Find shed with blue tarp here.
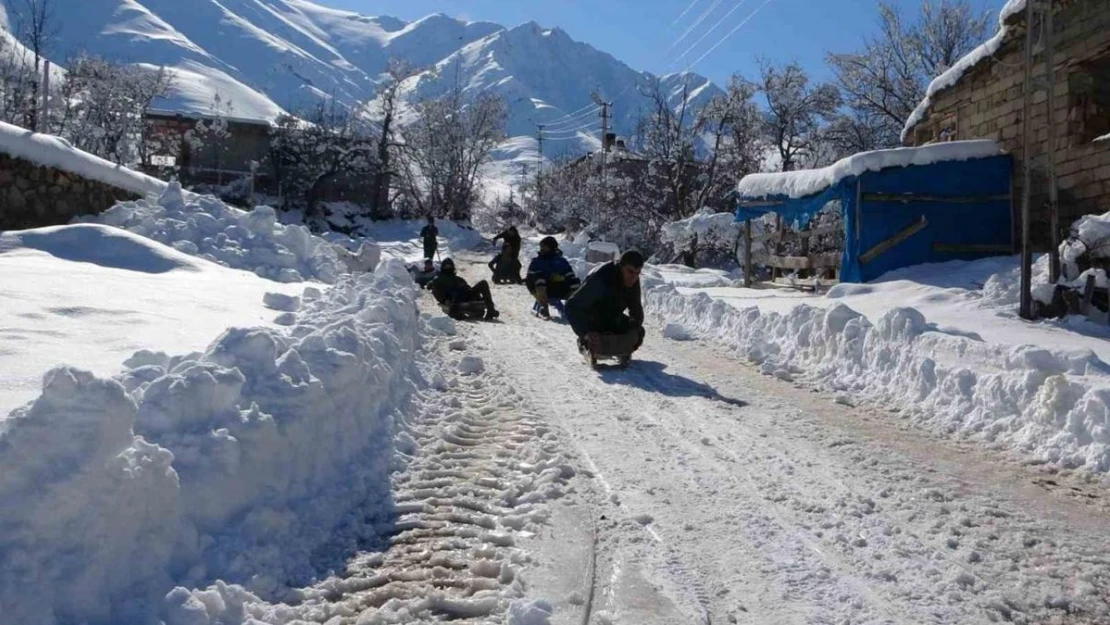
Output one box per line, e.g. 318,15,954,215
734,140,1013,284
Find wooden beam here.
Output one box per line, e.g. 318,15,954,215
736,199,783,208
861,192,1010,204
859,216,928,265
743,218,753,288
931,243,1014,254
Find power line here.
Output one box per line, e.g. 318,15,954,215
672,0,752,67
672,0,703,26
666,0,727,53
542,101,600,126
683,0,776,72
543,106,602,129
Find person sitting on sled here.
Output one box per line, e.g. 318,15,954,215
408,258,438,289
488,243,523,284
428,258,500,320
565,249,645,360
526,236,580,319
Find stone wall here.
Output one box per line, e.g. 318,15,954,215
0,152,140,231
908,0,1110,251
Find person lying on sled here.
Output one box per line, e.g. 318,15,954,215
408,258,438,289
526,236,580,319
428,258,500,320
565,249,645,358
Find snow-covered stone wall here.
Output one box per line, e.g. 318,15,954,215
0,151,140,230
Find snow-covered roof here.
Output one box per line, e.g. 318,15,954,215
736,140,1002,200
902,0,1027,142
0,121,167,197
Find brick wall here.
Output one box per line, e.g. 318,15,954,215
908,0,1110,251
0,153,140,231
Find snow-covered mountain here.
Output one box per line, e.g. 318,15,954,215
0,0,722,158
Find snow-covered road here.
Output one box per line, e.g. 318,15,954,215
453,257,1110,625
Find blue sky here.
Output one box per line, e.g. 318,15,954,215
319,0,1005,85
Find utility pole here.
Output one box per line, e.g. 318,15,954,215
518,162,528,206
591,92,613,208
536,124,544,207
1019,0,1060,320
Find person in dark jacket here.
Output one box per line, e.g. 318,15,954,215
565,250,645,357
428,258,500,320
488,243,523,284
526,236,580,319
419,216,439,260
492,226,522,260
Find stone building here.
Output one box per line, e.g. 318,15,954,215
904,0,1110,251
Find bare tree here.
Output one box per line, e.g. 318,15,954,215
11,0,58,131
0,34,40,126
757,60,841,172
396,81,506,221
58,56,174,163
366,60,414,220
268,97,377,219
826,0,990,148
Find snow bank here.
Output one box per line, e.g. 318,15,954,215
0,120,167,197
1061,211,1110,272
660,209,741,248
736,141,1001,199
0,259,420,625
902,0,1027,141
646,284,1110,473
85,183,351,283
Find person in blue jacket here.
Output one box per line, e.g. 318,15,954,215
526,236,580,319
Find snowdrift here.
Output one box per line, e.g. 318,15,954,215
84,183,356,283
646,286,1110,473
0,259,420,625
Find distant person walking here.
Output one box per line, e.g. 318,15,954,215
420,216,439,260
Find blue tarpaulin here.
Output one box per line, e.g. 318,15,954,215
735,154,1013,283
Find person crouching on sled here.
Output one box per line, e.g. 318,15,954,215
489,242,523,284
565,250,645,361
409,258,438,289
428,258,500,320
526,236,581,319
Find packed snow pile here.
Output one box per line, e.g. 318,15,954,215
645,284,1110,473
85,182,356,283
660,210,742,249
902,0,1028,140
1062,211,1110,272
0,120,167,197
0,259,420,625
736,141,1001,200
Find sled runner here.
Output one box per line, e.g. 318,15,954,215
578,335,632,369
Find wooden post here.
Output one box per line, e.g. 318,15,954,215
743,218,753,288
772,214,783,281
1081,274,1096,316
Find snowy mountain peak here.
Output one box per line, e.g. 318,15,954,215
0,0,722,156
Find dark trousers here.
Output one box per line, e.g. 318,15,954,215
423,240,437,260
588,315,645,355
449,280,497,318
526,277,576,300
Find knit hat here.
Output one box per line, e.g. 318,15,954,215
619,249,645,268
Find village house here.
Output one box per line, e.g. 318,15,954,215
143,109,272,189
903,0,1110,251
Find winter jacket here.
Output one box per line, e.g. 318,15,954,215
489,253,522,279
564,261,643,337
428,273,471,306
420,225,439,243
492,229,522,256
526,251,577,285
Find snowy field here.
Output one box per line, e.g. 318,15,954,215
0,224,303,417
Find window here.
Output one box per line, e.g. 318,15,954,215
1069,53,1110,143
